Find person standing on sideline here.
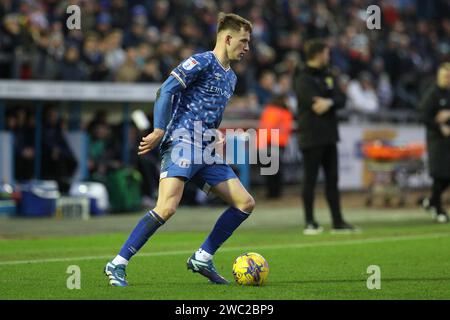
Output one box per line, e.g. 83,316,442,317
104,12,253,286
257,94,293,198
419,62,450,223
293,39,357,235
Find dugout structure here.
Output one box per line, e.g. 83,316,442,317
0,80,250,188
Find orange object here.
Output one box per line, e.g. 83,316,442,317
257,104,293,149
403,142,426,158
362,141,425,160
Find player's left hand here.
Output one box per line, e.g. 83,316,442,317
138,129,165,155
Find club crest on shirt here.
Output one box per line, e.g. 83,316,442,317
182,57,199,71
325,76,334,89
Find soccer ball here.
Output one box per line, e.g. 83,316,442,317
232,252,269,286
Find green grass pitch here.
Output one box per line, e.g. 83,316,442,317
1,206,450,300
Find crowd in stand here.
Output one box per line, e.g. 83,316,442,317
2,0,450,203
1,0,450,113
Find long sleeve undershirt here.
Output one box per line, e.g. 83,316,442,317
153,75,184,130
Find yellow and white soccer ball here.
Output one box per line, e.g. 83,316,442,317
232,252,269,286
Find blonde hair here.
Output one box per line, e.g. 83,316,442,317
217,12,252,34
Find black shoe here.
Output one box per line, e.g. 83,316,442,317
435,211,449,224
303,222,324,235
331,221,360,234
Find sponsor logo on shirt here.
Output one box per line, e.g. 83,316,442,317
209,86,231,99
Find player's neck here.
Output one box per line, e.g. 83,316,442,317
212,47,230,70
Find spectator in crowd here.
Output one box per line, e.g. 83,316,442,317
82,34,109,81
253,70,276,107
7,108,35,181
87,110,108,139
115,47,139,82
87,120,119,182
110,0,128,29
0,14,21,78
41,106,78,193
232,60,255,97
139,58,162,82
275,72,298,115
148,0,171,30
123,19,147,49
372,57,394,110
346,71,380,117
32,23,64,80
96,12,112,38
103,29,126,73
57,46,88,81
5,109,17,132
274,51,302,76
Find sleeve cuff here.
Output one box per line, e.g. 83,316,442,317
170,71,186,89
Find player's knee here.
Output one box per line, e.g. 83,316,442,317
156,205,177,220
238,195,255,213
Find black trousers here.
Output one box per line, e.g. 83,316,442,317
430,177,450,212
264,147,285,198
301,144,344,225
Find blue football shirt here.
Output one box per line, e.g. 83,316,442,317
161,51,237,149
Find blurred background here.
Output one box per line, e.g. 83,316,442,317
1,0,449,220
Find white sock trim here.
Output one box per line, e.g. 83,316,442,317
195,248,213,262
112,255,129,266
236,207,251,215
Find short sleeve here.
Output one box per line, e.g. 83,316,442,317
170,54,209,89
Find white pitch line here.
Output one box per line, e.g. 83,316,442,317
0,232,450,266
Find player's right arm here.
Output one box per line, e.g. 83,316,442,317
138,54,208,155
138,75,183,155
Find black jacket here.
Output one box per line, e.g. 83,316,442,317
418,84,450,178
293,66,346,149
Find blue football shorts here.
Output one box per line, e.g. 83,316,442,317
159,141,237,193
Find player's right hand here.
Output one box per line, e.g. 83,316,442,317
138,129,165,155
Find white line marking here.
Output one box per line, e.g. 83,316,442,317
0,232,449,266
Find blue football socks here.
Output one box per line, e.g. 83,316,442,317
200,207,250,256
118,210,165,260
